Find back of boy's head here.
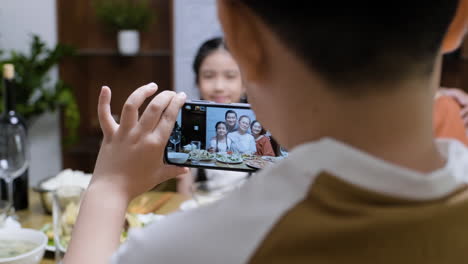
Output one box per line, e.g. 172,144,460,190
235,1,459,93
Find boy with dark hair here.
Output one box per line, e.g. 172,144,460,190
65,1,468,263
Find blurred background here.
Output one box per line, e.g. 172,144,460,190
0,0,466,187
0,0,223,186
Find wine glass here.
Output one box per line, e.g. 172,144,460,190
169,129,181,152
0,122,29,215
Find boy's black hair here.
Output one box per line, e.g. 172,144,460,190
235,1,459,92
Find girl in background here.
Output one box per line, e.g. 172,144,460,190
177,37,248,196
193,38,246,103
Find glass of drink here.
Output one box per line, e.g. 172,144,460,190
190,141,201,150
52,185,84,263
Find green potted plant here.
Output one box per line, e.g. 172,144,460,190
0,35,80,145
94,0,154,55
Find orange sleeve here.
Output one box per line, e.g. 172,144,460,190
433,95,468,146
256,137,275,156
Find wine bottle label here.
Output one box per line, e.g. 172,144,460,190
3,64,14,79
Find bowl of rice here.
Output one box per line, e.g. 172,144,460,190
32,169,91,214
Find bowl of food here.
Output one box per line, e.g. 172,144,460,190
189,149,215,162
32,169,92,214
167,152,190,164
0,228,47,264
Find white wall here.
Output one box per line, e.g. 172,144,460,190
174,0,222,98
0,0,62,186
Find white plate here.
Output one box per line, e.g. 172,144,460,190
215,157,243,164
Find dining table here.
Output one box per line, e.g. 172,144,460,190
17,189,189,264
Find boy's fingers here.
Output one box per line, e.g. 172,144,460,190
139,91,177,132
153,92,186,139
120,83,158,131
98,86,118,136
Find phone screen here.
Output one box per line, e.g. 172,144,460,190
165,101,287,172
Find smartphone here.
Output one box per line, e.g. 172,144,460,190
164,100,287,172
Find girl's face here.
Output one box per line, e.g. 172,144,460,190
198,49,244,103
216,123,227,137
251,122,262,136
226,113,237,127
238,117,251,133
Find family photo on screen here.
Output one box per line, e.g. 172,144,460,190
167,105,287,171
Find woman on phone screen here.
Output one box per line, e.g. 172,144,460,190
251,120,275,156
228,115,257,155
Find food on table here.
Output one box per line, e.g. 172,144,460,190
216,153,243,164
189,149,215,161
40,169,91,191
40,224,54,248
241,153,256,160
128,192,174,214
0,239,39,258
56,201,80,250
121,213,165,242
121,213,143,242
261,156,278,163
42,211,165,247
42,192,172,249
245,159,273,169
183,143,199,153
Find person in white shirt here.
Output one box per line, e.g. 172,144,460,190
64,1,468,264
228,115,256,154
209,121,233,152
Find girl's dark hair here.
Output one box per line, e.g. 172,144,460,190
215,121,229,152
193,37,227,84
215,121,227,131
251,120,266,136
225,110,238,119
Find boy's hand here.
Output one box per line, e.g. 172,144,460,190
91,83,188,200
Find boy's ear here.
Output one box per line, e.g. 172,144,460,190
442,0,468,53
217,0,266,84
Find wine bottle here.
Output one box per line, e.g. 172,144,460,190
0,64,29,210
